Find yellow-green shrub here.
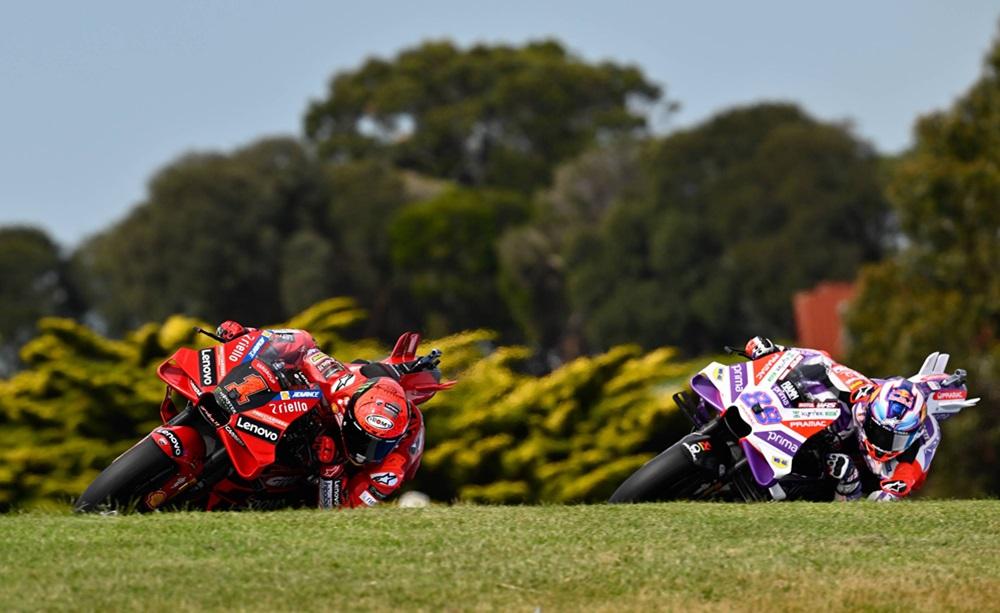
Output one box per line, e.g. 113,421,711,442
0,298,709,509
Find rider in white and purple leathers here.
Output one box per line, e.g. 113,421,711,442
744,336,978,501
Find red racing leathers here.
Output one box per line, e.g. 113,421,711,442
219,322,424,508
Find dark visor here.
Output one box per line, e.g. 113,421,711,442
342,413,401,464
863,418,912,454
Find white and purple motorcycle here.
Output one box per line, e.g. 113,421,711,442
609,347,976,502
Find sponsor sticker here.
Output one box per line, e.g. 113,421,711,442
371,472,399,488
332,374,356,393
243,336,269,363
319,478,334,508
830,364,870,391
753,353,782,385
774,352,804,383
795,401,840,409
780,380,799,401
755,429,800,455
279,389,322,400
759,351,802,386
222,424,247,447
786,419,830,429
246,410,289,429
771,384,792,407
881,479,909,495
215,390,237,414
145,490,167,509
228,335,253,363
359,490,378,507
199,348,217,387
932,389,966,401
366,414,394,430
154,428,184,457
234,415,280,443
253,359,280,388
198,404,224,428
785,408,841,421
771,455,789,469
267,400,311,415
683,440,712,458
729,363,748,398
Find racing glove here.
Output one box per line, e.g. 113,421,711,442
216,320,248,341
745,336,784,360
825,453,861,501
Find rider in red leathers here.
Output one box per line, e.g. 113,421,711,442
214,320,432,509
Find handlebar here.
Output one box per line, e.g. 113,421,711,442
398,349,442,375
942,368,967,387
724,345,751,359
194,326,225,343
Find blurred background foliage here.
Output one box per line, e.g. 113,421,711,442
0,298,701,509
1,29,999,504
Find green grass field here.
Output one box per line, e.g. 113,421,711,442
1,501,998,611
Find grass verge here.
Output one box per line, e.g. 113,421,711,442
1,501,998,611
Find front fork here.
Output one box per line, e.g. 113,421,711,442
688,414,777,502
146,405,229,509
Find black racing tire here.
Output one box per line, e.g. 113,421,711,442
608,441,710,503
74,437,178,513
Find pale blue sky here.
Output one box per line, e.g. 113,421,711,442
1,1,997,247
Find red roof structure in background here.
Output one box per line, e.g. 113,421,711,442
793,281,857,360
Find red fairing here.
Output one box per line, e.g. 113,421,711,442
218,387,325,480
400,370,456,405
156,329,318,406
147,425,206,509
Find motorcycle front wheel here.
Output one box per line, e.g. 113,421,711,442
608,441,713,503
74,437,178,513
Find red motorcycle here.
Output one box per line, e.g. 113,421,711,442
75,328,453,512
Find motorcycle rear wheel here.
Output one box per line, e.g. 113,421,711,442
608,441,711,503
74,437,178,513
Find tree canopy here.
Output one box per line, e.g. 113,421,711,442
846,33,1000,497
564,103,890,353
0,226,78,374
304,40,661,191
72,139,415,335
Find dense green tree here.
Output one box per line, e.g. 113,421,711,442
0,226,78,374
389,187,531,337
71,140,417,335
498,139,643,358
74,138,330,332
567,103,890,354
323,160,415,335
846,32,1000,496
304,40,661,191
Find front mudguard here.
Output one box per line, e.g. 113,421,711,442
148,425,206,507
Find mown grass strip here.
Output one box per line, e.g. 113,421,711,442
1,501,998,611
